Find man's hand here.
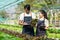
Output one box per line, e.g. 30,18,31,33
19,20,24,25
23,22,28,25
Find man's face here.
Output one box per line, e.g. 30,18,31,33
24,8,30,14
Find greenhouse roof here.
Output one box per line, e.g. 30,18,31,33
0,0,24,10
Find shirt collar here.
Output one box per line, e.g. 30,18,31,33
39,17,45,20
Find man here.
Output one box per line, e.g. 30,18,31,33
19,4,36,36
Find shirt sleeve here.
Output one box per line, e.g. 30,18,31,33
45,19,49,27
19,13,24,21
32,13,36,19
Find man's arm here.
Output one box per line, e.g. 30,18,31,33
19,20,28,25
18,13,24,25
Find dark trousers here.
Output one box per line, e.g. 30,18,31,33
22,25,34,36
36,26,46,36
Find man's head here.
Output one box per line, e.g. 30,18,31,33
24,4,30,14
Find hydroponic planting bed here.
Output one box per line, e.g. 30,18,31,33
0,24,60,40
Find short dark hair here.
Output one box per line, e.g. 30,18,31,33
39,10,48,19
24,4,30,11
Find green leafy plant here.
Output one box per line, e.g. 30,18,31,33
47,28,60,34
0,32,23,40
